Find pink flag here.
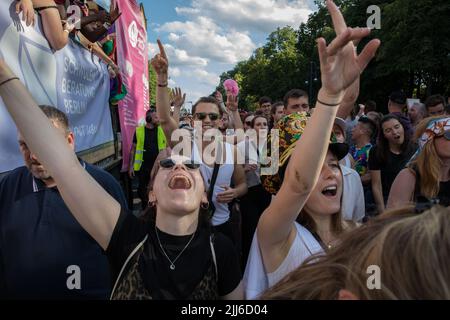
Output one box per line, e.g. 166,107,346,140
115,0,149,171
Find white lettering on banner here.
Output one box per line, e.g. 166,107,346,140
72,124,98,138
64,99,87,114
63,57,96,82
62,78,95,98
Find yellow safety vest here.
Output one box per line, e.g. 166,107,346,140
133,125,167,171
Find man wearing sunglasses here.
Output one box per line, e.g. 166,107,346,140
151,40,248,246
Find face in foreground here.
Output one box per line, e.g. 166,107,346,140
151,155,205,215
303,151,342,216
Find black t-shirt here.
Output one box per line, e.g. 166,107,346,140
133,126,159,172
106,209,242,299
368,145,416,201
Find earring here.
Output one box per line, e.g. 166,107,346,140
148,200,156,208
201,201,209,210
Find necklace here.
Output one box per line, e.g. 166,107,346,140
154,225,196,271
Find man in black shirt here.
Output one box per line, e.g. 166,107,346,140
128,108,167,209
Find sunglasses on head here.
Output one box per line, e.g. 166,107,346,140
438,130,450,140
194,112,220,121
159,158,200,170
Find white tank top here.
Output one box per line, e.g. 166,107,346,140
193,141,235,226
243,222,324,299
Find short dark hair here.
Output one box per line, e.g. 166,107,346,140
259,96,272,106
389,91,407,105
283,89,308,108
358,116,377,139
192,96,223,116
364,100,377,113
39,105,70,134
424,94,445,110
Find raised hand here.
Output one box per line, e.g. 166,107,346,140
151,40,169,77
317,0,380,100
171,87,186,109
15,0,35,27
214,90,223,103
226,93,239,112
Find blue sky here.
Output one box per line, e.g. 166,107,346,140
142,0,317,107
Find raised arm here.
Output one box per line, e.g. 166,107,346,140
0,61,120,250
171,87,186,126
257,0,380,272
386,168,416,209
33,0,71,51
226,93,243,130
151,40,179,148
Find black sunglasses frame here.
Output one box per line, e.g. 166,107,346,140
159,158,201,170
194,112,220,121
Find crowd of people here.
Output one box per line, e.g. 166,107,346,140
0,0,449,300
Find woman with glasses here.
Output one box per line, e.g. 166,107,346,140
0,61,243,299
387,116,450,208
151,41,248,248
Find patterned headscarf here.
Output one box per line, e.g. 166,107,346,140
409,117,450,164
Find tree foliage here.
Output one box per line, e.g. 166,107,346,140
217,0,450,112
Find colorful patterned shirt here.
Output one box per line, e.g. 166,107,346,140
350,143,373,176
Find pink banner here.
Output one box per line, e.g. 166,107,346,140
115,0,149,171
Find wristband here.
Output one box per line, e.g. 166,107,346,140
316,98,341,107
158,83,168,87
0,77,20,87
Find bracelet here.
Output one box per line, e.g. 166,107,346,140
158,83,168,87
0,77,20,87
316,98,341,107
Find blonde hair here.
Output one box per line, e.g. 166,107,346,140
261,205,450,300
409,116,446,199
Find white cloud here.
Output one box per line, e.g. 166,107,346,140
175,0,313,34
192,69,220,87
158,17,256,64
170,67,181,77
148,42,208,67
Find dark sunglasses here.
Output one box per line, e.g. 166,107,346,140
159,158,200,170
194,112,220,121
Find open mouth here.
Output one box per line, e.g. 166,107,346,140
322,185,337,197
168,175,192,190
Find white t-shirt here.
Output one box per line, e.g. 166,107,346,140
341,165,365,222
243,222,324,299
193,141,235,226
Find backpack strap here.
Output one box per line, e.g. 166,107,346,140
209,234,218,280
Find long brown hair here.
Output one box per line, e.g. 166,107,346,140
261,205,450,300
408,116,446,199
